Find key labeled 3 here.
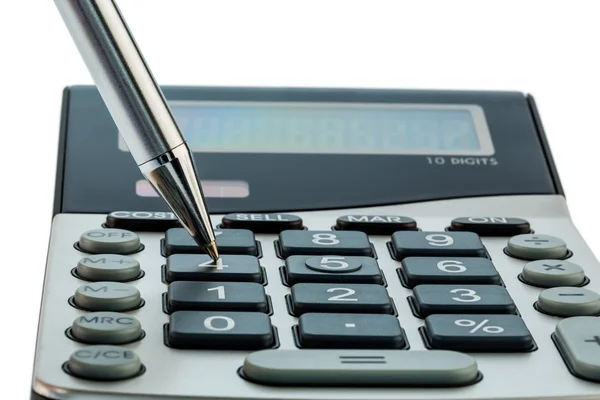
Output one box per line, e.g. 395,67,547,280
409,284,516,317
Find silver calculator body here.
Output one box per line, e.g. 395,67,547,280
30,86,600,399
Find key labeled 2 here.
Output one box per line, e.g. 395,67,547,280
390,231,487,260
288,283,394,316
410,284,517,317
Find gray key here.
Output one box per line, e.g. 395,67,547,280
78,228,141,254
67,345,142,380
506,234,567,260
537,287,600,317
243,349,479,386
76,254,141,281
554,316,600,382
522,259,585,287
71,312,142,344
74,282,141,311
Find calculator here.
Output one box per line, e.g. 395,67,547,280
31,86,600,400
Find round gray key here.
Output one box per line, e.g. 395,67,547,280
74,282,141,311
67,345,141,380
522,259,585,287
537,287,600,317
78,228,140,254
71,312,142,344
76,254,141,281
507,234,567,260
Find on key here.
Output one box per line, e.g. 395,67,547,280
221,213,303,233
105,211,180,231
164,228,259,256
335,215,417,234
450,217,530,236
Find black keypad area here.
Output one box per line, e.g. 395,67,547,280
150,211,536,355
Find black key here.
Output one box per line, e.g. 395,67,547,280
164,254,262,283
390,231,486,260
289,283,393,315
335,215,417,234
296,313,406,349
410,285,516,317
399,257,501,288
105,211,180,231
164,228,258,256
284,255,383,285
422,314,534,352
450,217,530,236
166,311,275,349
165,281,269,313
277,230,373,258
220,213,303,233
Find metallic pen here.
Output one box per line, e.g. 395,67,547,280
54,0,219,260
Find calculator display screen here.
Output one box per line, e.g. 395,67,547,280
118,101,494,155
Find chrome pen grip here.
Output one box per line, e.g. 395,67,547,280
54,0,184,165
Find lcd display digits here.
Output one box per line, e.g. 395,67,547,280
118,101,493,155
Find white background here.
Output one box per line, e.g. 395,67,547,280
1,0,599,397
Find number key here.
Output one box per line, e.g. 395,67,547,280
166,311,276,349
284,255,383,285
288,283,394,316
399,257,501,288
390,231,487,260
409,284,516,317
165,281,270,313
277,231,373,258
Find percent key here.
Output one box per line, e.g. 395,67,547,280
422,314,535,352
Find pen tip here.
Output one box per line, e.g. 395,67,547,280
205,241,220,261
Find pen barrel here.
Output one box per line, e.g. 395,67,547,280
54,0,184,165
